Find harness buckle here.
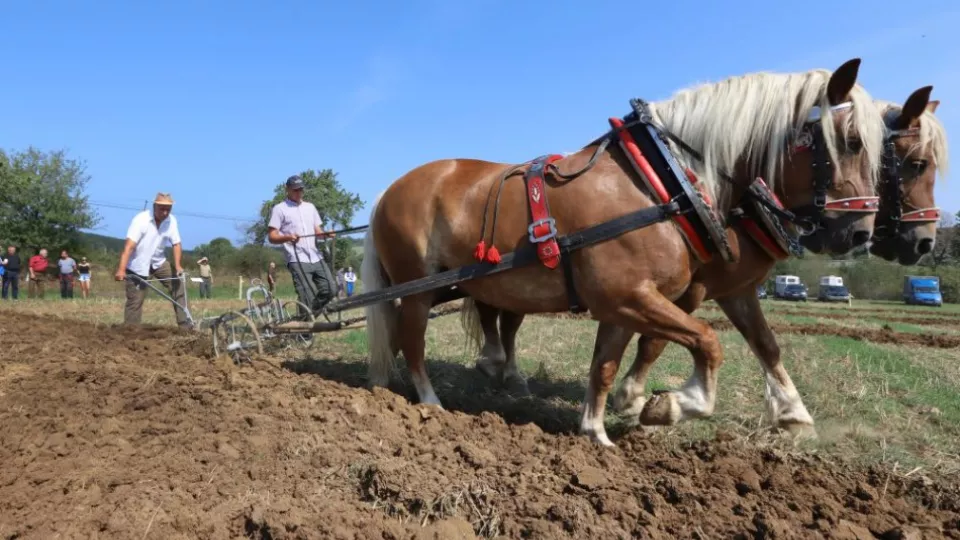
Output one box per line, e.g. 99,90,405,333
528,218,558,243
813,193,827,209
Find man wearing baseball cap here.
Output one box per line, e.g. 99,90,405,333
115,192,192,329
267,175,338,314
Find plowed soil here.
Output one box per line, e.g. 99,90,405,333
697,304,960,327
2,313,959,539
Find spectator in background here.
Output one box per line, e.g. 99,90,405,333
266,261,277,294
343,266,357,297
77,256,92,299
28,248,49,299
1,245,20,300
197,257,213,298
336,268,345,299
58,249,78,299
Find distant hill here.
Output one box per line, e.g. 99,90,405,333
79,232,200,257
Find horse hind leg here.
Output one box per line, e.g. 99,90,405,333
399,292,442,406
499,310,529,396
461,298,508,382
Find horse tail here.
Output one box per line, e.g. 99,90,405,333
362,191,399,388
459,296,484,357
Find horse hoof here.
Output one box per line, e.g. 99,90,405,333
585,430,616,448
639,393,681,426
502,374,531,397
474,360,502,381
777,421,818,441
613,394,647,417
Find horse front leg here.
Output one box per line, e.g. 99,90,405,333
579,322,634,447
611,284,708,420
716,291,816,437
583,281,723,445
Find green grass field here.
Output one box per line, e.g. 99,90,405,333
3,286,958,477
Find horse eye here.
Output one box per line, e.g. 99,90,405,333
912,160,928,175
845,139,863,153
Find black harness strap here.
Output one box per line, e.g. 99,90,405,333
325,200,685,313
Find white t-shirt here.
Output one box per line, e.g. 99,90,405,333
125,210,181,276
344,271,356,283
268,199,324,264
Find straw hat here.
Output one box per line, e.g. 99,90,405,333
153,192,175,206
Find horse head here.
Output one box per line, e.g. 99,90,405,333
869,87,947,265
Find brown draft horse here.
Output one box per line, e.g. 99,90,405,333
361,59,887,446
462,86,948,446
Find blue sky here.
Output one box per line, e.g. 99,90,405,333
2,0,958,249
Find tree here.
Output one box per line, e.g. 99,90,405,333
0,147,101,252
927,210,960,268
245,168,364,269
194,237,236,261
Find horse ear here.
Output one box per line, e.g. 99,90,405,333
894,85,933,130
826,58,861,105
927,99,940,113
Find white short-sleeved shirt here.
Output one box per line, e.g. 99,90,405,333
268,199,324,264
125,210,181,276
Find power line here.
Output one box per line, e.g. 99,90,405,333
88,200,257,224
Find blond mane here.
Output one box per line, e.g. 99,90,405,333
646,69,886,210
876,100,950,179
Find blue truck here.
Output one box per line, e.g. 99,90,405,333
902,276,942,307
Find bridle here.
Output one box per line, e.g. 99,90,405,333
785,101,880,236
642,99,878,238
873,115,940,241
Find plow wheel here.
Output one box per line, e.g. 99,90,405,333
277,300,316,351
212,311,263,364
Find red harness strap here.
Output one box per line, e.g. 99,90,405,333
739,178,791,260
608,117,714,263
523,155,564,269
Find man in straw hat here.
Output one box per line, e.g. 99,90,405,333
267,174,338,314
114,192,192,329
197,256,213,298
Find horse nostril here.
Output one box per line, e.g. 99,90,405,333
852,230,871,246
918,238,934,254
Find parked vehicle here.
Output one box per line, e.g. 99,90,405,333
779,283,808,302
774,275,800,299
818,275,851,302
903,276,942,307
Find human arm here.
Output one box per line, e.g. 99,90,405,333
267,205,300,244
115,239,137,281
172,243,183,275
312,206,336,239
268,228,299,244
